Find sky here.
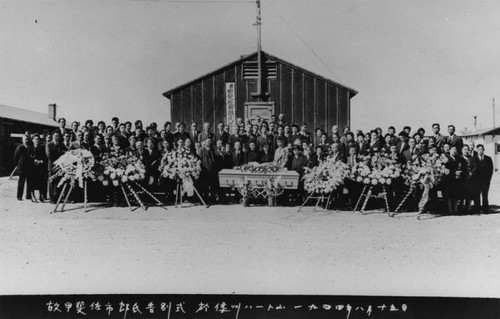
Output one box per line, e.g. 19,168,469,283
1,0,500,134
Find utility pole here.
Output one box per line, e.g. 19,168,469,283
493,98,497,154
251,0,267,98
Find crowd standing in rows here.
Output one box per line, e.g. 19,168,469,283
14,113,494,214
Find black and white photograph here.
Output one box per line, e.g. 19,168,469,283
0,0,499,318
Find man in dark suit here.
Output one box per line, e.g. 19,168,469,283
446,125,463,155
356,132,369,156
396,131,410,155
475,144,494,213
198,138,217,201
402,137,421,165
56,117,67,137
214,122,230,145
286,145,308,204
231,141,245,167
198,122,214,144
46,131,67,203
431,123,446,150
174,122,191,144
14,135,33,200
189,122,200,144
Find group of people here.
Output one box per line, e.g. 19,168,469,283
13,113,495,214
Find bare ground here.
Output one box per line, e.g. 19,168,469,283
1,176,499,297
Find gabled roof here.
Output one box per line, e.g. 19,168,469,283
163,50,358,98
0,104,59,127
461,127,500,137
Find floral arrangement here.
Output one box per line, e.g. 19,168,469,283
234,177,254,197
349,154,402,186
96,152,146,187
50,149,96,188
403,153,450,188
264,176,283,195
235,162,284,174
302,158,350,194
159,149,201,196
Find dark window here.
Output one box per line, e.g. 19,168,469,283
242,60,277,79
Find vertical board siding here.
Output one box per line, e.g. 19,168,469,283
214,72,225,129
304,74,315,129
327,84,338,130
235,65,246,121
316,80,326,131
338,88,348,129
281,65,292,122
202,78,214,127
181,88,191,125
192,82,203,125
292,69,303,125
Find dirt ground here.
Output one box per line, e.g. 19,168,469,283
1,175,499,297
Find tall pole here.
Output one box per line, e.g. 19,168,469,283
493,98,496,154
252,0,263,98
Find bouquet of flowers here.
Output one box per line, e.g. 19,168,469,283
235,177,254,197
403,153,450,188
235,162,284,174
96,152,146,187
159,149,201,196
50,149,96,188
349,154,402,186
303,158,350,194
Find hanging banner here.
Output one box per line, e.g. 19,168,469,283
225,82,236,134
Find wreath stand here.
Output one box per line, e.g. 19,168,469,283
389,185,416,217
51,180,89,214
174,179,208,208
353,184,391,215
120,182,168,211
298,192,335,212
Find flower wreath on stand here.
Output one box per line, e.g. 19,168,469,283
96,152,146,187
348,154,403,213
399,153,450,213
349,154,402,187
303,158,350,195
50,149,96,188
159,149,201,197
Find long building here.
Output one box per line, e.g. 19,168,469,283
163,51,357,132
0,104,59,176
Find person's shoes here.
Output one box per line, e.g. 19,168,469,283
17,198,22,201
39,197,45,203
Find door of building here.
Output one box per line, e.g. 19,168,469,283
244,102,275,122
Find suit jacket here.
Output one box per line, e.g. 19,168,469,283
232,150,246,167
189,130,200,143
198,146,216,173
345,155,358,169
433,134,446,149
198,131,214,144
402,147,421,164
446,135,464,153
14,144,32,173
287,154,308,174
246,150,261,163
358,141,370,156
214,131,230,145
476,154,494,183
396,141,410,155
368,140,383,155
45,141,67,172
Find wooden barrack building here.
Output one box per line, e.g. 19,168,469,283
163,51,357,132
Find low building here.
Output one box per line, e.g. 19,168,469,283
0,104,60,176
461,127,499,171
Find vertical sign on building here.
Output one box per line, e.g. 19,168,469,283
225,82,236,134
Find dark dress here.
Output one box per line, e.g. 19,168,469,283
460,155,479,200
442,154,462,199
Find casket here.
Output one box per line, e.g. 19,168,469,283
218,169,300,189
